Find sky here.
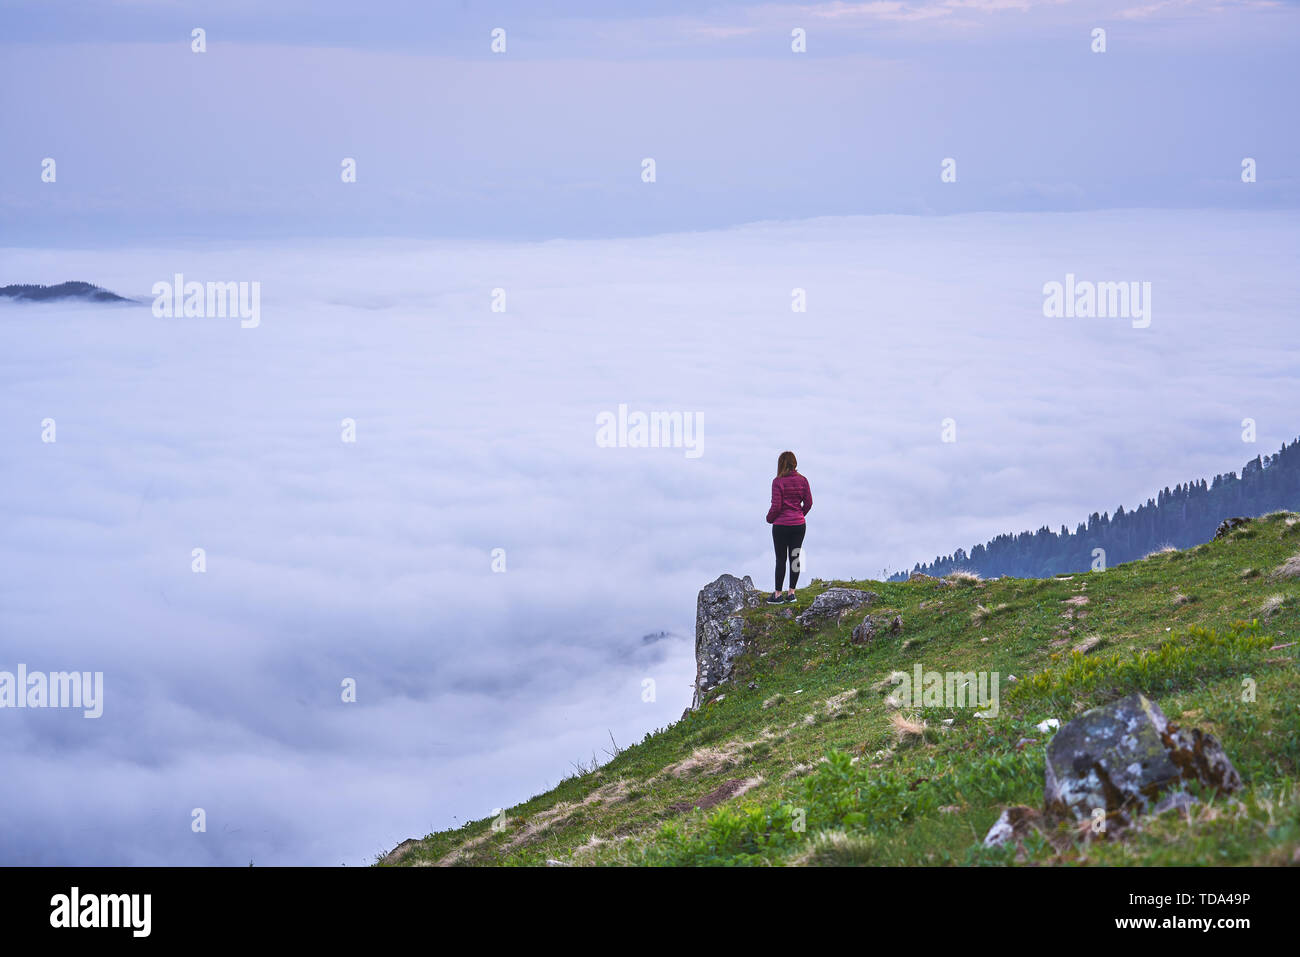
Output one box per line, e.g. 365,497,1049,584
1,0,1298,243
0,0,1298,866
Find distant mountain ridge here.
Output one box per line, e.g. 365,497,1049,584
1,281,131,303
893,438,1300,581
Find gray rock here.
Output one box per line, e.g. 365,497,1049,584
1044,692,1241,826
850,616,877,645
692,574,757,708
795,587,877,628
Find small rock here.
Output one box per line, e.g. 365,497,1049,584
850,616,877,645
983,806,1041,848
795,588,878,627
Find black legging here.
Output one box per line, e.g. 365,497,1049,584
772,523,807,591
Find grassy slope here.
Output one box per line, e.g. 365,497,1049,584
384,512,1300,867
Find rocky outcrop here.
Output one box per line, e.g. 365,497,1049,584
795,587,877,628
379,838,419,866
1214,516,1251,539
692,574,759,708
1043,692,1241,827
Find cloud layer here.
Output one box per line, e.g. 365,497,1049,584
1,208,1297,864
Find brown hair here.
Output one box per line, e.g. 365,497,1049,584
777,451,798,477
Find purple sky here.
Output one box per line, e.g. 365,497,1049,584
2,0,1296,244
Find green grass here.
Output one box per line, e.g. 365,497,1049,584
380,512,1300,867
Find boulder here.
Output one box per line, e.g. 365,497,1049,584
795,587,877,628
1043,693,1241,826
692,574,758,708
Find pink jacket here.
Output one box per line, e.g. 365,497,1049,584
767,471,812,525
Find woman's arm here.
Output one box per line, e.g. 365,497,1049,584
766,478,780,524
801,478,813,516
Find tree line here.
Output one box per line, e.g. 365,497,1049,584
895,437,1300,580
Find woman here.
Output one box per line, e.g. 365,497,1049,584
766,450,812,604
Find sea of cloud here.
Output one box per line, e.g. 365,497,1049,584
0,208,1296,864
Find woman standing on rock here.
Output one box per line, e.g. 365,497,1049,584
767,450,812,604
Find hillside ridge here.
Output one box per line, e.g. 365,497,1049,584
380,511,1300,867
0,281,132,303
